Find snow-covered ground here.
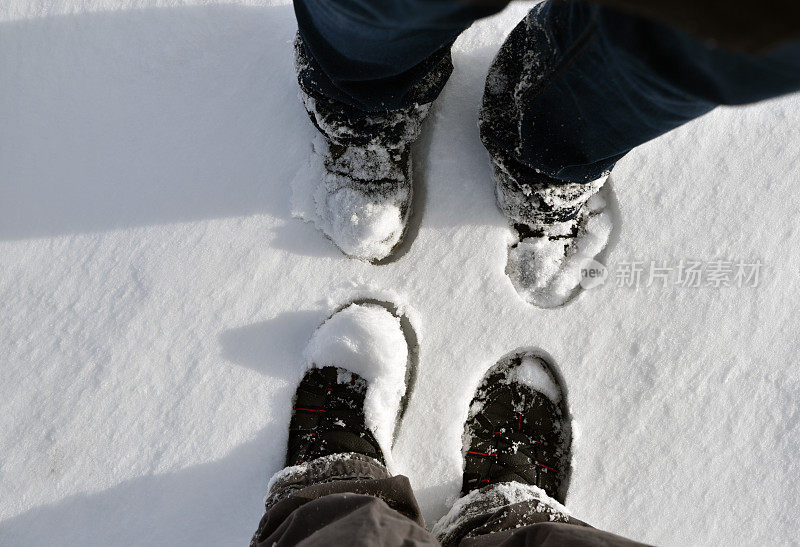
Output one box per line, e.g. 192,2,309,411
2,1,800,544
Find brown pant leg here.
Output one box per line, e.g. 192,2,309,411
433,483,649,547
251,453,438,547
463,513,649,547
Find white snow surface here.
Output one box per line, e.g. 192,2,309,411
2,1,800,546
304,303,408,465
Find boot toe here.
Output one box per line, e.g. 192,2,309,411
317,183,409,262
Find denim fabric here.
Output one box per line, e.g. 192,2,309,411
293,0,800,182
293,0,502,111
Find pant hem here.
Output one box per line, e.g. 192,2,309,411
265,452,390,510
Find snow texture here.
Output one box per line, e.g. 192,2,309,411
304,303,408,466
506,355,561,404
2,1,800,546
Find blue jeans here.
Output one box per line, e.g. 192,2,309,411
294,0,800,183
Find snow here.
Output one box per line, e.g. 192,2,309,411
291,134,411,262
507,355,561,404
432,481,570,542
304,302,409,465
506,189,613,308
2,1,800,546
292,39,430,262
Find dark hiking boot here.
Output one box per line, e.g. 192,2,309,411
286,366,384,466
292,36,445,262
462,352,572,503
253,362,394,546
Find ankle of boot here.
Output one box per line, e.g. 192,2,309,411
293,35,435,149
492,158,607,229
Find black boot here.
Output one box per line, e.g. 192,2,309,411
462,352,572,503
286,366,384,466
292,36,448,262
478,15,612,308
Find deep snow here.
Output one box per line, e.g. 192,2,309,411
2,1,800,545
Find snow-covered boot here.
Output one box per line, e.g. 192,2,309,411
284,301,411,467
286,366,384,466
292,36,440,262
491,157,612,308
251,303,412,546
431,353,574,545
477,8,614,308
253,302,410,528
461,352,572,502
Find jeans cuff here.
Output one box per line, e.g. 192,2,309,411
294,33,442,147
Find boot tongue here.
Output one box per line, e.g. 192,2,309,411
477,380,561,489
